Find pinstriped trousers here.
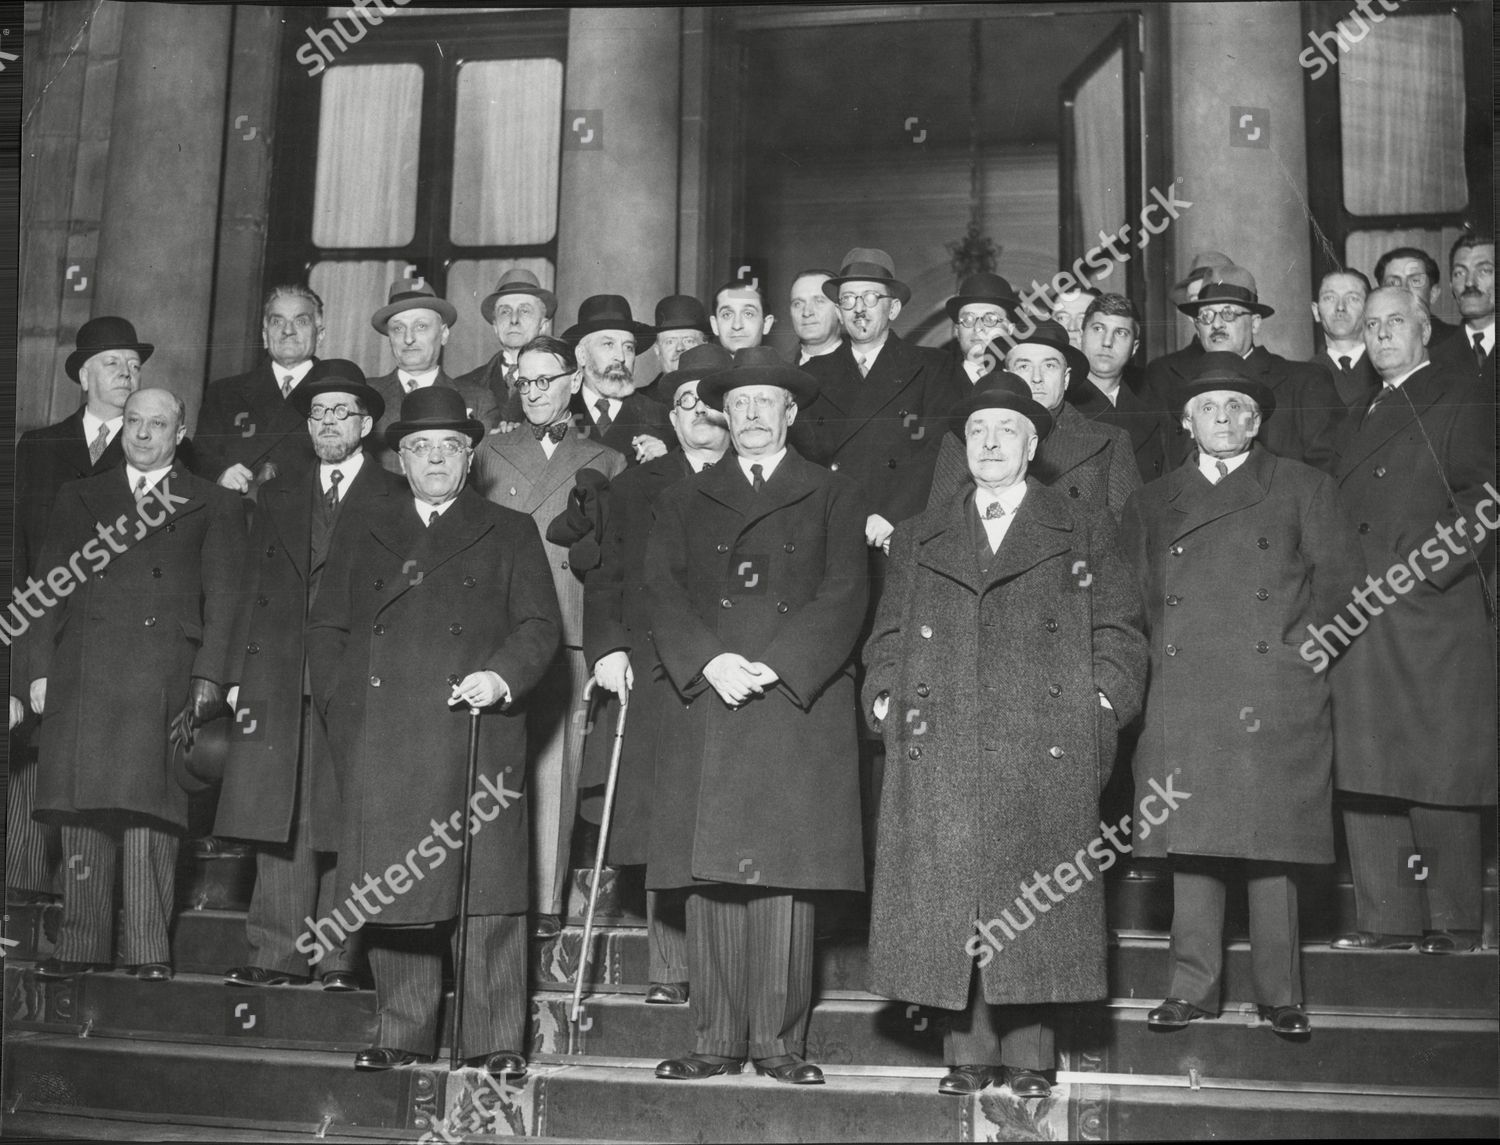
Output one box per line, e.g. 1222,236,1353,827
7,751,60,895
1342,797,1483,933
686,886,814,1060
54,821,177,965
365,913,527,1058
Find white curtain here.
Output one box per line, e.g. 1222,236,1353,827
444,257,556,374
1070,44,1127,283
1345,226,1466,324
309,258,412,379
312,64,424,248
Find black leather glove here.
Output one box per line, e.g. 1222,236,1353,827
169,677,228,751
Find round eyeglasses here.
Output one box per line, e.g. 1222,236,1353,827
515,371,573,394
307,404,363,422
837,291,892,311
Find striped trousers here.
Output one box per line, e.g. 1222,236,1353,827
7,747,61,896
54,821,177,965
365,913,527,1059
1342,796,1483,933
686,886,814,1060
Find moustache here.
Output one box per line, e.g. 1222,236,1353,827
1461,286,1485,297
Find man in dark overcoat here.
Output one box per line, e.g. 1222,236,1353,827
306,387,561,1074
1118,354,1365,1037
29,388,246,981
863,373,1146,1100
471,334,626,936
1069,293,1174,483
213,360,402,990
561,295,673,466
645,346,868,1086
580,343,733,1005
193,284,325,494
11,317,151,900
452,267,555,421
1326,287,1497,955
1308,269,1380,410
928,320,1141,519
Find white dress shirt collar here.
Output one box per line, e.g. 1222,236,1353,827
399,367,441,393
1197,449,1251,483
738,448,787,485
125,462,174,496
319,450,365,495
82,408,122,448
414,494,459,523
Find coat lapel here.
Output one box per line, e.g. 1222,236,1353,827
79,465,207,552
1333,362,1447,480
981,481,1075,588
526,431,601,514
822,336,924,452
1034,405,1108,479
1167,446,1274,541
368,489,494,614
696,449,817,534
264,476,313,583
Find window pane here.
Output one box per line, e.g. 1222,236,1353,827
309,259,414,379
445,258,556,376
1070,44,1127,278
450,58,563,245
1345,227,1465,325
313,64,423,247
1340,13,1466,216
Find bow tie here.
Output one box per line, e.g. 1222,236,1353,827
532,421,569,443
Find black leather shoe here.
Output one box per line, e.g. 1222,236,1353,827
134,962,173,982
225,965,309,987
465,1050,527,1079
752,1054,824,1085
354,1047,433,1071
1005,1067,1054,1099
1147,998,1214,1029
1258,1004,1311,1036
1330,930,1419,951
321,970,362,992
655,1053,743,1080
532,913,562,939
645,982,689,1005
1419,929,1481,955
33,958,108,980
938,1064,1002,1095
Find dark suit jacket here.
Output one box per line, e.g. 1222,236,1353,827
454,351,520,423
795,332,963,525
194,360,319,486
15,409,126,583
1068,370,1175,484
1430,323,1495,387
1309,349,1381,409
368,369,501,473
569,389,674,465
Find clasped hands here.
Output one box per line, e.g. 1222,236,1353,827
703,652,779,708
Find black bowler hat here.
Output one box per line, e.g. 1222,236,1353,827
999,318,1091,381
289,359,386,424
383,387,485,451
66,316,155,382
696,345,820,411
1171,351,1277,417
949,371,1054,442
560,295,657,352
652,294,713,336
659,343,734,397
945,272,1024,321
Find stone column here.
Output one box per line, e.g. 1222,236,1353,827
1169,3,1313,359
94,1,232,430
554,8,682,330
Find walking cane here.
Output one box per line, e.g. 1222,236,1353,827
568,679,629,1054
450,705,483,1072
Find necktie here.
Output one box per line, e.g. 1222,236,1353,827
1215,460,1229,484
281,375,294,399
1361,384,1395,427
1338,355,1352,376
325,468,343,511
983,501,1004,519
134,475,149,502
427,508,440,528
1474,333,1487,370
404,376,417,394
750,463,765,492
857,354,871,378
89,423,110,465
531,421,569,443
594,399,613,438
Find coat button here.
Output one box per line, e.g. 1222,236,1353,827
1374,466,1387,478
151,567,163,578
897,409,909,418
245,641,258,653
464,576,477,587
373,624,384,635
887,459,897,469
370,676,381,687
144,617,157,627
916,683,930,697
1358,523,1370,534
1165,643,1178,656
374,578,385,589
1257,537,1269,550
720,598,733,608
830,462,840,471
817,416,826,427
784,543,796,553
1044,618,1058,633
716,543,729,553
1048,746,1064,759
1068,486,1081,498
1170,545,1184,556
448,674,461,686
1256,588,1269,601
919,624,933,638
1048,684,1062,697
265,546,276,558
776,601,789,613
256,596,268,607
1166,594,1180,606
908,745,922,760
449,623,463,635
560,560,569,570
1256,641,1269,653
509,487,518,497
165,523,176,533
97,569,107,579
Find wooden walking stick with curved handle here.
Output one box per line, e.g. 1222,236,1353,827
450,705,483,1071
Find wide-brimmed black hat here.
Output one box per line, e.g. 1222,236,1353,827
820,247,912,306
1176,265,1274,318
697,345,820,411
999,318,1091,381
383,386,485,450
371,279,459,334
945,272,1024,321
1171,351,1276,417
652,294,713,336
949,371,1054,441
288,358,386,423
66,316,155,382
560,295,657,352
480,267,557,324
1168,251,1236,308
659,343,734,396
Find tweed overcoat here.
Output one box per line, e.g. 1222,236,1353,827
31,465,247,830
1327,361,1497,806
862,478,1147,1011
1118,445,1366,862
643,449,869,891
213,458,404,849
305,488,561,921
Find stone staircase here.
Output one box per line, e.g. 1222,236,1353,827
3,855,1497,1141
